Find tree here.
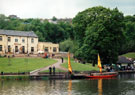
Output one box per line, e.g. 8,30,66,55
73,6,125,65
52,16,57,21
60,39,76,53
0,14,8,29
120,16,135,54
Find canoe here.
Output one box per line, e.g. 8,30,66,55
85,72,118,78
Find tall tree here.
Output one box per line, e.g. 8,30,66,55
73,6,125,65
120,16,135,54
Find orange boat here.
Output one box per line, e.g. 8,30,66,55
86,72,118,78
85,54,118,78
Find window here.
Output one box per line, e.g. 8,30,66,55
31,38,34,43
31,47,34,52
53,47,57,52
0,36,2,41
0,45,2,51
45,47,48,52
15,38,18,42
22,39,25,43
8,37,11,42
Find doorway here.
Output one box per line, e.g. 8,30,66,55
22,46,25,53
15,46,18,52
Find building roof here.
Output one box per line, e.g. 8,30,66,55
0,30,38,38
117,56,133,64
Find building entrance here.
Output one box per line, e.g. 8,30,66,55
15,46,18,52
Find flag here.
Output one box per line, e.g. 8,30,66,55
68,52,72,73
98,54,102,73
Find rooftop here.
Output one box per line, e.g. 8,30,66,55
0,30,38,37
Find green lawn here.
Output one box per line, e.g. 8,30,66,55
0,58,57,73
61,58,99,71
122,52,135,58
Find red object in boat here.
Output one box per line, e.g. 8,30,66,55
85,72,118,78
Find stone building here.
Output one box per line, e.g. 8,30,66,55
0,30,38,54
38,42,59,53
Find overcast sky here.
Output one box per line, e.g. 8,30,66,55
0,0,135,19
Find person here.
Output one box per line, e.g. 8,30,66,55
118,64,121,70
61,57,64,63
49,67,52,75
106,66,111,72
53,66,55,75
131,64,134,70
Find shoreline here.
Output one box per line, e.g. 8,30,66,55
0,70,135,80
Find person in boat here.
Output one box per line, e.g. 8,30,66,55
106,66,111,72
131,64,134,70
110,66,114,72
117,64,121,71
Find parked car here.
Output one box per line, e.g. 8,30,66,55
38,50,44,54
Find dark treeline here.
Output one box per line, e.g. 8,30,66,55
0,14,73,43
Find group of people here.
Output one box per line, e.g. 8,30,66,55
49,66,56,75
116,64,135,71
48,57,64,75
104,65,114,72
104,63,135,72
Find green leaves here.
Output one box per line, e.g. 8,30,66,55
73,6,124,65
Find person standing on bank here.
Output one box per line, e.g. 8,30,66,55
53,66,55,75
61,57,64,63
49,67,52,75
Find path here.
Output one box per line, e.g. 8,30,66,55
30,59,68,75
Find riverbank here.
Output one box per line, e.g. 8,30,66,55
1,70,135,80
0,72,94,80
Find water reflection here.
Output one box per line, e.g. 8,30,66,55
0,74,135,95
98,79,102,95
68,80,72,95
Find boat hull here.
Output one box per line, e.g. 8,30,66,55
86,72,118,78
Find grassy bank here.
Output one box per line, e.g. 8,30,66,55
0,58,57,73
61,58,99,71
122,52,135,58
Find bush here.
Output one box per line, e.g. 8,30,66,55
60,39,77,53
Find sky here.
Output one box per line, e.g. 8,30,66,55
0,0,135,19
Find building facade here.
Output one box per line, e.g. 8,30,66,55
38,42,59,53
0,30,38,54
0,30,59,55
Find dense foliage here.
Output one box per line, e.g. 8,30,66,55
73,6,125,65
120,15,135,54
0,14,73,43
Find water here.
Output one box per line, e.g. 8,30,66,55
0,74,135,95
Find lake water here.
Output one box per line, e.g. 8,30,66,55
0,74,135,95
